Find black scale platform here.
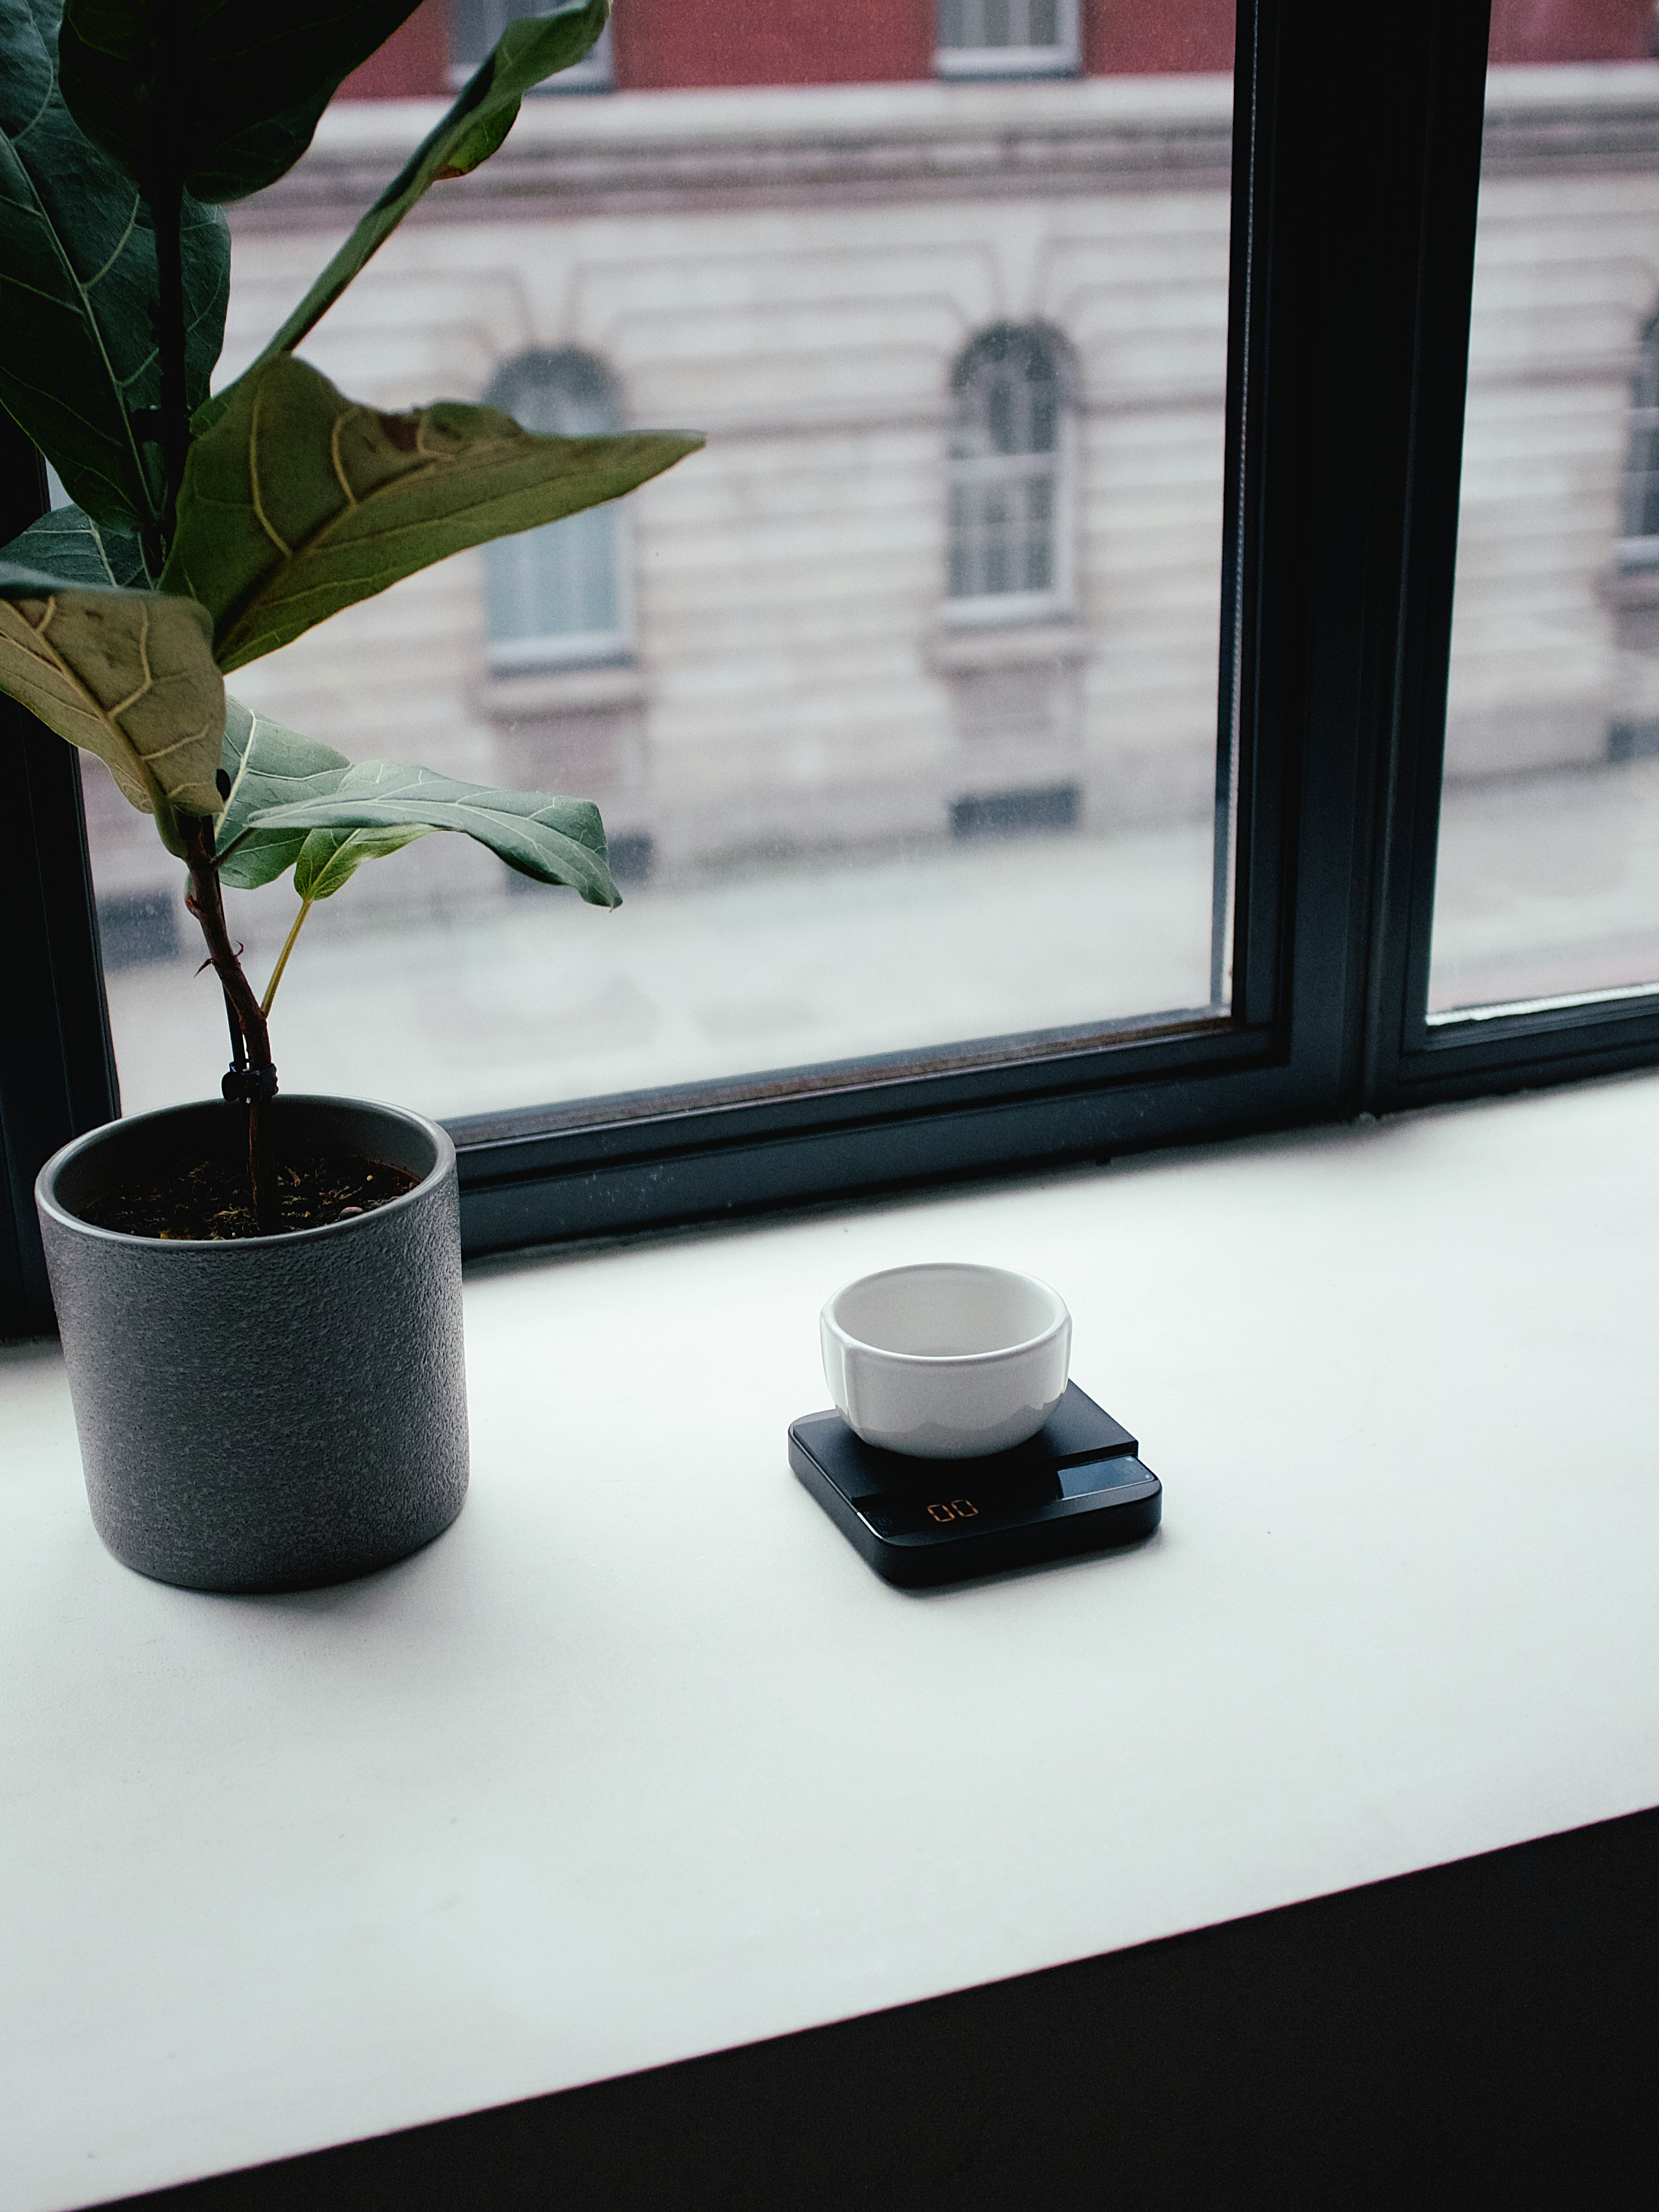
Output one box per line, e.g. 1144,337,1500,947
788,1381,1161,1587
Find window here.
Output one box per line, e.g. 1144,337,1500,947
13,3,1659,1339
935,0,1082,78
947,326,1071,620
449,1,615,91
483,351,631,670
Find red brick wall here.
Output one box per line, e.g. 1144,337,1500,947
334,1,1658,102
612,1,932,89
338,1,452,98
1084,0,1235,76
1489,0,1654,62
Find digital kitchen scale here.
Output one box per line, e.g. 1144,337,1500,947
788,1382,1161,1588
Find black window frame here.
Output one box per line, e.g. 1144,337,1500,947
7,0,1653,1339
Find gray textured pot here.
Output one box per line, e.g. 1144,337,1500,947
35,1095,469,1594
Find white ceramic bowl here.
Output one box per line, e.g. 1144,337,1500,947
820,1263,1072,1459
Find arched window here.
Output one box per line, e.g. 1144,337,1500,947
484,350,630,667
947,325,1071,616
1619,310,1659,566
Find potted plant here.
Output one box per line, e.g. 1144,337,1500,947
0,0,700,1592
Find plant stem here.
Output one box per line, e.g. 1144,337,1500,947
140,0,189,553
184,818,276,1228
183,817,276,1085
261,898,314,1017
147,168,189,548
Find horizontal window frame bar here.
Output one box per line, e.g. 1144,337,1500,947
451,1013,1271,1186
1382,987,1659,1103
1427,980,1659,1027
453,1033,1324,1254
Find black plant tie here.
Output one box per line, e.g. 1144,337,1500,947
223,1065,279,1105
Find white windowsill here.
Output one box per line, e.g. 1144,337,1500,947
929,617,1088,671
5,1071,1659,2208
934,49,1081,80
943,588,1070,629
486,630,634,673
475,660,646,717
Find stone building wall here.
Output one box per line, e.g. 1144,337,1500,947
1447,64,1659,776
81,62,1659,948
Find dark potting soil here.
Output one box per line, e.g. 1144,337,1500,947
78,1148,419,1241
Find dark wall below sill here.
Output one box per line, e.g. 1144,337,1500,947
115,1801,1659,2210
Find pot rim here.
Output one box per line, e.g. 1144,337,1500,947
34,1093,456,1253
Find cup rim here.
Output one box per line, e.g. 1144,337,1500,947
822,1262,1069,1367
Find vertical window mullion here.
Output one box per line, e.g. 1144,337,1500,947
1228,2,1493,1111
1356,4,1498,1102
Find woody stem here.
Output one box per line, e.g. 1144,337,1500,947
183,816,276,1081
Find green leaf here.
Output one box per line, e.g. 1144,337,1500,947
235,759,622,907
231,1,609,377
165,354,702,673
214,693,352,887
0,560,223,840
58,1,428,203
293,823,433,899
214,695,619,901
215,699,502,905
212,696,429,895
0,503,153,588
0,0,228,526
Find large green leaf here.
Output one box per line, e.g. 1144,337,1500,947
0,503,153,588
213,693,351,887
214,697,611,904
235,1,609,378
0,561,223,840
227,757,622,907
214,694,430,897
165,354,702,673
58,1,427,203
0,0,228,527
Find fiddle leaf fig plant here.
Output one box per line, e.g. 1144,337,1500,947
0,0,701,1149
164,354,697,672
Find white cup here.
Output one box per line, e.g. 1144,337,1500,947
819,1263,1072,1459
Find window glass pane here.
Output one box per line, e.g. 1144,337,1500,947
1429,13,1659,1017
82,2,1240,1124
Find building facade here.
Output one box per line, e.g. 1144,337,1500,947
80,1,1659,961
